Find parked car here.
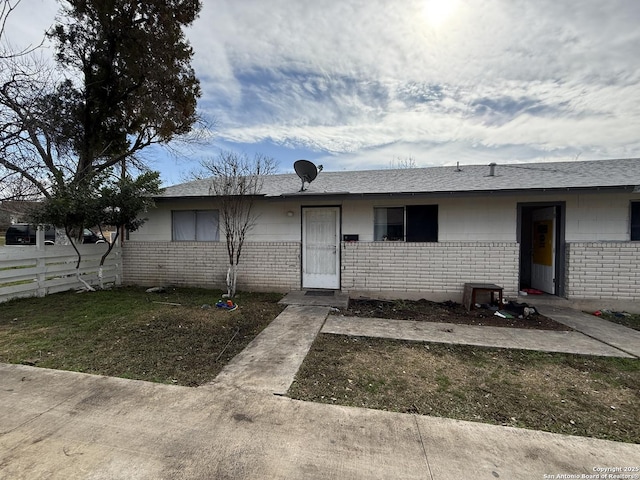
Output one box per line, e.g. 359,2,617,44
5,224,55,245
82,228,106,244
4,224,105,245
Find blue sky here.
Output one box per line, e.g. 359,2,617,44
7,0,640,185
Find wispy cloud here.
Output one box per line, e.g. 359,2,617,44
189,0,640,168
6,0,640,179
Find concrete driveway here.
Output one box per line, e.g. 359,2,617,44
1,363,639,480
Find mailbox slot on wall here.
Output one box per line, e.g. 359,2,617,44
343,234,359,242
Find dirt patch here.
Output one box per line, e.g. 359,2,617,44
337,298,572,331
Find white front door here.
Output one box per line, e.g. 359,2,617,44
531,207,556,294
302,207,340,289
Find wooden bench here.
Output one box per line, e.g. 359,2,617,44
462,283,503,311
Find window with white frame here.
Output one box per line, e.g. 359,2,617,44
374,205,438,242
172,210,219,241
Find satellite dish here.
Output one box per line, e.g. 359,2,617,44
294,160,323,192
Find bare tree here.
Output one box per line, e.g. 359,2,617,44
0,2,48,215
200,152,278,297
389,156,417,169
0,172,41,202
1,0,44,60
0,55,58,201
0,0,51,202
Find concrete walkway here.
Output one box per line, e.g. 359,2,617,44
1,301,639,479
279,289,350,309
208,305,330,394
323,316,635,357
535,305,640,358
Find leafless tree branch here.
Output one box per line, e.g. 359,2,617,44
201,151,278,297
389,155,417,169
0,0,46,60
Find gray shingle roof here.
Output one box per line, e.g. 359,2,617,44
160,158,640,199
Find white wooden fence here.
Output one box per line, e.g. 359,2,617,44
0,239,121,304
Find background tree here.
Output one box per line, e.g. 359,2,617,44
31,169,161,290
389,156,417,169
1,0,202,199
30,179,101,290
200,152,278,297
94,171,161,285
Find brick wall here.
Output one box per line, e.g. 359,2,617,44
123,240,521,299
122,241,301,292
566,242,640,300
341,242,520,299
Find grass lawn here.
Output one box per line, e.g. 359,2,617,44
288,334,640,443
0,286,284,386
598,311,640,331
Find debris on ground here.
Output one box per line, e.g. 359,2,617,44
501,301,538,318
216,299,238,311
340,298,572,331
145,286,166,293
519,288,544,295
593,309,631,318
588,309,640,331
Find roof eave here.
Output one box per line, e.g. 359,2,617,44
155,184,638,201
278,185,638,199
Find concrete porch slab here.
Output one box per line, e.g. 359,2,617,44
279,290,349,309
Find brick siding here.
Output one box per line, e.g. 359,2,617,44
341,242,520,298
123,240,521,299
566,242,640,300
122,241,301,292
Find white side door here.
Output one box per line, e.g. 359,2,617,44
302,207,340,289
531,207,556,294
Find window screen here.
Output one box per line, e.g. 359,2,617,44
196,211,218,241
374,205,438,242
374,207,404,241
632,202,640,241
172,210,219,241
406,205,438,242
